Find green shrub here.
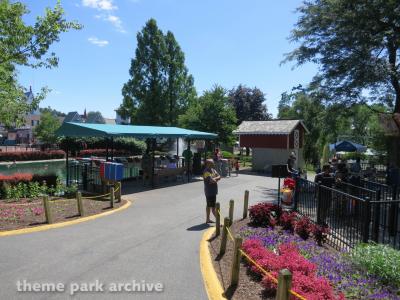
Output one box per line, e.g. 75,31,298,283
221,150,234,159
350,243,400,287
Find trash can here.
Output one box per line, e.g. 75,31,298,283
193,152,202,175
220,159,229,177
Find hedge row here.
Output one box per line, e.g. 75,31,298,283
0,173,58,186
0,150,65,162
78,149,132,157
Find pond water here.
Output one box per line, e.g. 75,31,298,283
0,160,66,180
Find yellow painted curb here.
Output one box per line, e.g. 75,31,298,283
200,227,227,300
0,199,132,237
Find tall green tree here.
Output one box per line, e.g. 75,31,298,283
286,0,400,113
179,85,237,145
34,111,61,144
0,0,81,127
165,31,196,125
228,85,271,125
120,19,195,126
278,86,325,164
86,111,105,124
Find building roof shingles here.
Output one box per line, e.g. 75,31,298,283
234,120,308,135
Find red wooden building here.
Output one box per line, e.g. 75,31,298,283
234,120,309,171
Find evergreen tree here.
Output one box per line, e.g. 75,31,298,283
120,19,195,126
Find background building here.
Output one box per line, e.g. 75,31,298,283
234,120,308,172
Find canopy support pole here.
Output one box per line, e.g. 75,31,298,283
151,139,155,188
106,138,109,162
111,137,114,161
187,139,191,183
204,140,207,164
66,146,69,187
176,138,179,166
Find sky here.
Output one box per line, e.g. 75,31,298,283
19,0,318,119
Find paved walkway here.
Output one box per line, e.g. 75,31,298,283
0,174,278,300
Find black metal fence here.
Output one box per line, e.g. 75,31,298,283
67,162,141,193
294,178,400,250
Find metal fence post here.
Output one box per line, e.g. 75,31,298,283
389,185,398,237
293,179,299,211
316,184,322,225
363,197,371,243
215,202,221,236
229,199,234,226
276,269,292,300
219,217,230,256
243,190,249,219
372,189,381,242
230,236,243,286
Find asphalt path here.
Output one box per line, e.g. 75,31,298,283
0,173,278,300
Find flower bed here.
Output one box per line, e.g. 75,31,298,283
0,197,127,231
237,202,400,299
0,173,73,200
0,150,65,161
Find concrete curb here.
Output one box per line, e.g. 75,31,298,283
200,227,227,300
0,199,132,237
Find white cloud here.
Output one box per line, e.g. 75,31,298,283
82,0,117,11
88,37,109,47
95,14,126,33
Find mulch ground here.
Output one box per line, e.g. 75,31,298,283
209,218,272,300
0,197,126,231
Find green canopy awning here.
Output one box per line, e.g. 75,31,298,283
56,122,218,140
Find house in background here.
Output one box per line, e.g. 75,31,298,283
234,120,309,172
115,110,130,125
64,111,84,123
4,87,41,145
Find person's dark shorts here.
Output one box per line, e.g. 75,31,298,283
206,196,216,208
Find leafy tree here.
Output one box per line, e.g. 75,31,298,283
86,111,105,124
40,106,66,117
278,86,324,164
279,85,390,165
286,0,400,113
0,0,81,127
120,19,195,125
34,111,61,144
179,85,237,145
228,85,271,125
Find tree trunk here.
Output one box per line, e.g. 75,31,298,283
246,147,250,156
388,41,400,113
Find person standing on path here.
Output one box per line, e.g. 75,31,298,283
203,159,221,223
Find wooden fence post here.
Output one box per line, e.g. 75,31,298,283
116,181,122,202
215,202,221,236
110,187,115,209
229,199,234,226
230,236,243,286
76,191,84,216
43,195,53,224
276,269,292,300
219,217,230,256
243,190,249,219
